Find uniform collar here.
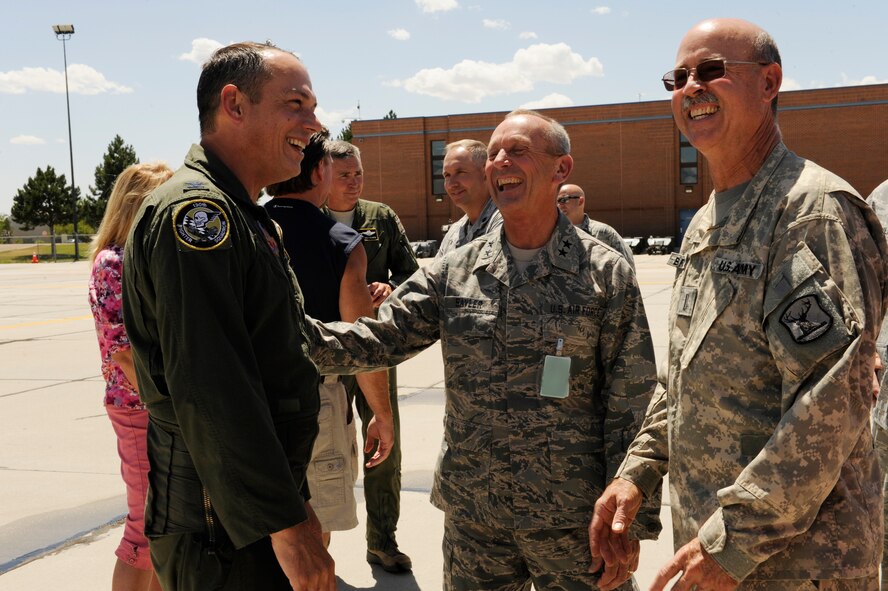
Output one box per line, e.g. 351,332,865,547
472,211,582,286
685,142,788,251
186,144,254,209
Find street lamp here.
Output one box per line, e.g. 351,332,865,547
52,23,79,261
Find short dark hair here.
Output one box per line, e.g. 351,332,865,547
265,128,331,196
197,41,290,135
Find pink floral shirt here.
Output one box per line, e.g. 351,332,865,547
89,245,142,408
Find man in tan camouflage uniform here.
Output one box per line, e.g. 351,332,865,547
868,178,888,590
309,109,661,590
589,18,888,591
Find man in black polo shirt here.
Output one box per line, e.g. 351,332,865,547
265,130,393,548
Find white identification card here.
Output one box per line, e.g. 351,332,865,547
540,355,571,398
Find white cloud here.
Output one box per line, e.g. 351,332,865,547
519,31,538,40
592,6,611,15
840,73,888,86
483,19,510,30
0,65,132,95
416,0,458,13
520,93,575,110
10,135,45,145
781,77,802,91
179,38,224,64
388,43,603,103
388,28,411,41
315,106,359,132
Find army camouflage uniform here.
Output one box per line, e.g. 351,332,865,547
867,179,888,590
436,197,503,259
309,214,661,590
325,198,419,552
578,214,636,269
123,145,320,590
617,143,888,588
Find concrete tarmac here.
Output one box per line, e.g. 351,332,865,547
0,255,677,590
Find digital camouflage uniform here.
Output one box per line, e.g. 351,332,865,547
325,198,419,551
617,143,888,587
867,178,888,590
578,214,636,269
309,214,661,590
123,144,320,590
436,197,504,259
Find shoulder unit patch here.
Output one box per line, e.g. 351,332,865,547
173,199,230,250
779,294,832,344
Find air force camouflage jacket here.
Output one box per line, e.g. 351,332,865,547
309,215,661,535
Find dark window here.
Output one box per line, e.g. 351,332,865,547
431,140,446,195
679,133,698,186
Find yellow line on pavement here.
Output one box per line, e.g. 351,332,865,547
0,314,92,330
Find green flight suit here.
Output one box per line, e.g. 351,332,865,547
123,144,320,589
326,198,419,550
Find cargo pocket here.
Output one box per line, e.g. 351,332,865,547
435,416,491,508
679,280,735,370
145,419,204,536
548,427,605,511
308,454,348,508
442,307,496,397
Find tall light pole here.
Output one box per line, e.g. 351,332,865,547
52,24,79,261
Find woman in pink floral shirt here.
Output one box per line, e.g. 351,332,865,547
89,162,172,591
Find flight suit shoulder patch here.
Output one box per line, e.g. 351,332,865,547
172,199,231,251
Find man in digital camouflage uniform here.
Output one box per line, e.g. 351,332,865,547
867,178,888,591
556,183,635,268
309,109,661,590
435,139,502,259
324,140,419,571
590,19,888,591
122,42,345,590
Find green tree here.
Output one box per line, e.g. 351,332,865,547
11,166,81,257
0,214,11,238
83,135,139,228
383,110,398,120
337,121,353,142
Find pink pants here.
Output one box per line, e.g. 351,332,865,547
105,404,153,571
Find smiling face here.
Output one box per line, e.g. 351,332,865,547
443,146,488,215
485,114,571,219
328,155,364,211
242,51,321,188
671,19,780,159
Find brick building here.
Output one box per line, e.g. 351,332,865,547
351,83,888,243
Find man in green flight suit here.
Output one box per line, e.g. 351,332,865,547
324,140,419,572
122,42,388,591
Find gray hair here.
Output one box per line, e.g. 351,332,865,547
445,139,487,168
327,140,361,161
751,30,782,115
505,109,571,156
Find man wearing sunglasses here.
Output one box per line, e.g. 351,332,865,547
557,183,635,268
590,18,887,591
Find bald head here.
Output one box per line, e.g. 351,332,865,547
557,183,586,225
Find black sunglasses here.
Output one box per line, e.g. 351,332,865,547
662,58,769,91
557,195,581,204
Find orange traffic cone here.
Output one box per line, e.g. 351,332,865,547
31,252,39,263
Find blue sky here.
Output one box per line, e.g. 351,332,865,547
2,0,887,217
